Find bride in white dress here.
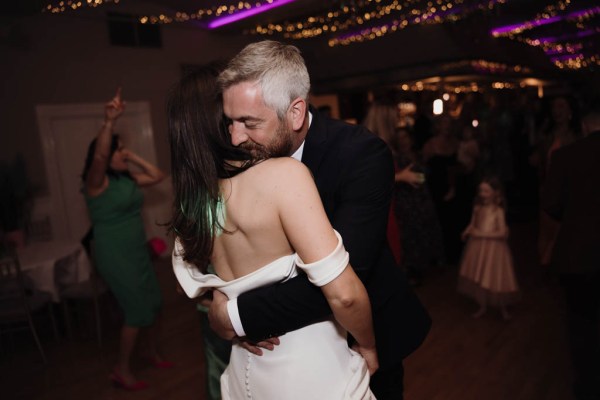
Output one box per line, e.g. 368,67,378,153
168,68,378,399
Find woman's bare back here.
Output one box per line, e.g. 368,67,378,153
211,158,318,281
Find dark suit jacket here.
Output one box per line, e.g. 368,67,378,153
541,130,600,274
237,108,431,370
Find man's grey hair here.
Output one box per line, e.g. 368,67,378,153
218,40,310,119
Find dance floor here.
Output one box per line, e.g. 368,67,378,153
0,221,573,400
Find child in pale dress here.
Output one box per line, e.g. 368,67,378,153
458,177,520,320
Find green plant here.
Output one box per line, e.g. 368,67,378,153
0,154,34,233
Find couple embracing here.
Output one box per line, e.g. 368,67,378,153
170,40,431,399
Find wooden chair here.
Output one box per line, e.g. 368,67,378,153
54,247,107,347
0,253,57,363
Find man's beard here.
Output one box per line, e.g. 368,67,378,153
240,121,294,160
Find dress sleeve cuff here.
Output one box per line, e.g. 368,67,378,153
295,230,349,287
227,298,246,337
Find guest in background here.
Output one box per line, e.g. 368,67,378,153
478,91,515,184
394,128,445,286
458,177,519,320
423,115,462,264
455,124,481,243
364,101,444,286
533,95,582,266
82,88,169,391
542,103,600,400
362,100,406,265
507,89,542,221
457,125,480,176
534,95,582,177
411,100,433,153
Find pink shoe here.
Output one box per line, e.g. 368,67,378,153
109,370,148,391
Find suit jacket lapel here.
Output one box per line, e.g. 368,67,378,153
302,106,329,176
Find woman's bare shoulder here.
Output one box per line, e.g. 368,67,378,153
249,158,314,194
254,157,310,177
258,157,305,167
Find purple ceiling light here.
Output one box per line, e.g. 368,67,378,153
207,0,297,29
490,6,600,37
490,16,561,36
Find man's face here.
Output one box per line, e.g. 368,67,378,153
222,81,294,159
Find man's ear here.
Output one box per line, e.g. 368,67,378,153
288,98,307,131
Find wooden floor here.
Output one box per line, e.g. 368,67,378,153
1,221,574,400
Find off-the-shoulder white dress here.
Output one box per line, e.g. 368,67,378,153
173,231,374,400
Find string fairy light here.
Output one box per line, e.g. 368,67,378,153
325,0,504,46
137,0,295,27
490,0,600,70
42,0,291,27
42,0,120,14
41,0,598,70
250,0,422,39
490,0,572,37
248,0,506,43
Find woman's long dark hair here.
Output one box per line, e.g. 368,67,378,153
167,63,255,271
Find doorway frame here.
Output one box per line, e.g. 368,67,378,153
35,102,156,241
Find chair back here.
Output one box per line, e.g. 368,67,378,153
0,252,54,363
54,248,81,291
0,254,32,320
55,245,107,298
84,240,108,294
56,240,106,347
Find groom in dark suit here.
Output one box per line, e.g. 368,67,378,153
542,103,600,400
209,40,431,399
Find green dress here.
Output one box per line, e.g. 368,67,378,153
85,175,162,327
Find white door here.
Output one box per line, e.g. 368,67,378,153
35,102,172,251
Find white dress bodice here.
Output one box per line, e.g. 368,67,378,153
172,233,374,400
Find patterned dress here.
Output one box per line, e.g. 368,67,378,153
393,155,445,275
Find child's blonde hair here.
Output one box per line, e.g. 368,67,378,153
476,176,506,209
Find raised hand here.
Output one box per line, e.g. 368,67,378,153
105,87,126,123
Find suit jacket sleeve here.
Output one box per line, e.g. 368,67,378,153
237,130,394,341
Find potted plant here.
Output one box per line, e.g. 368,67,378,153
0,154,34,248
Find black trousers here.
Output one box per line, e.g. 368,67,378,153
370,363,405,400
560,272,600,399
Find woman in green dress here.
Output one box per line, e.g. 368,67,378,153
82,88,167,390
